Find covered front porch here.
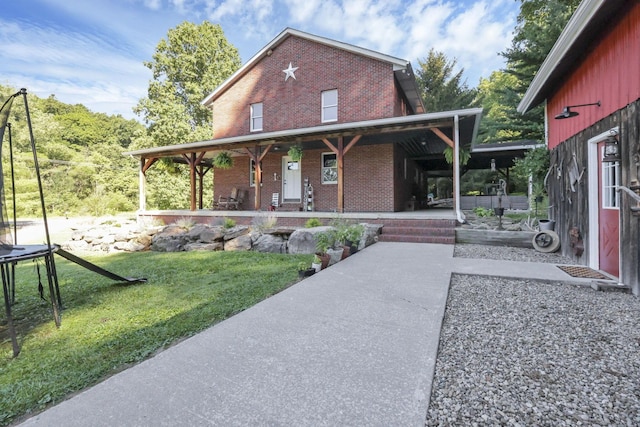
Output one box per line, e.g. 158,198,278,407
125,109,483,224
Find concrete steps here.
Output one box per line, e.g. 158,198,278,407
378,219,456,244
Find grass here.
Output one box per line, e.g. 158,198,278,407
0,250,311,425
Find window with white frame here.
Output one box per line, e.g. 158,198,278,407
322,152,337,184
602,151,620,209
321,89,337,123
249,159,256,187
250,102,263,131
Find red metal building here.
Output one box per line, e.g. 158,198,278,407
519,0,640,293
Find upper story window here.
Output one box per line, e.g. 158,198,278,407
321,90,338,123
250,102,263,131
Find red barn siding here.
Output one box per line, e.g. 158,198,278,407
548,3,640,148
212,36,401,139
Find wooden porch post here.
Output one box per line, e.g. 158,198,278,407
182,152,206,211
140,157,158,211
431,127,457,209
322,135,361,213
245,145,273,210
196,164,212,209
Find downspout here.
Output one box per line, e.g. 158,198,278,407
454,114,466,223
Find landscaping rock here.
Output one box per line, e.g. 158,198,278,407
252,234,287,253
224,234,252,251
184,242,224,251
288,226,334,254
223,225,250,241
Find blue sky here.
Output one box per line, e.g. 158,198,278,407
1,0,519,120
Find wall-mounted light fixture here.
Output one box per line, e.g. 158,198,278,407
602,133,620,163
554,101,601,119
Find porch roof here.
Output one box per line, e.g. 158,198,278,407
124,108,483,167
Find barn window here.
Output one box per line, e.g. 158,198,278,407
602,153,620,209
321,90,338,123
250,103,263,131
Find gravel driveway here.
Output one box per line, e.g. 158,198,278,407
426,244,640,426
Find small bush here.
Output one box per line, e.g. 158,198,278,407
174,217,196,229
473,207,494,217
252,213,277,231
223,217,236,229
305,218,322,228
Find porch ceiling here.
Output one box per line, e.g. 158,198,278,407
124,108,483,168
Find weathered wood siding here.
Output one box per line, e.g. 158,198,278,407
549,98,640,293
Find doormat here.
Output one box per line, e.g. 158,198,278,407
557,265,610,280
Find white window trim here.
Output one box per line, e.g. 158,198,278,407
601,147,620,210
250,102,263,132
321,90,338,123
321,152,338,184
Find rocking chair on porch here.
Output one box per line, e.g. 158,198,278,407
214,187,237,210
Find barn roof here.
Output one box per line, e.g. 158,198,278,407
518,0,629,113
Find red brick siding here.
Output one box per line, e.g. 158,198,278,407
212,36,401,138
212,144,399,212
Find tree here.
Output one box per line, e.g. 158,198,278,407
134,21,242,146
476,0,580,144
415,49,477,112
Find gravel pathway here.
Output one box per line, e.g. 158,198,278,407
425,244,640,426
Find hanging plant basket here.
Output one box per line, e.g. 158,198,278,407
213,151,234,169
288,146,303,161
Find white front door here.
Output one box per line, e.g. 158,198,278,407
282,156,301,202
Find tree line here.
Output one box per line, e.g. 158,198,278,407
0,0,580,216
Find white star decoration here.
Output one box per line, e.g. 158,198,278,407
282,62,299,81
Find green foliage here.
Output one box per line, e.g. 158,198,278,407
134,21,241,147
0,84,143,217
287,146,303,161
443,146,471,166
473,207,494,217
251,213,277,231
415,49,478,111
513,146,550,187
223,217,236,229
0,250,307,425
476,0,580,144
305,218,322,228
213,151,233,169
315,230,335,254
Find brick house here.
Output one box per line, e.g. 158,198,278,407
518,0,640,293
126,28,482,222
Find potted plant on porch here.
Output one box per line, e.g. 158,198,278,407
298,261,316,278
314,231,334,270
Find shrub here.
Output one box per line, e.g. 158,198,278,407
223,217,236,229
305,218,322,228
473,207,494,217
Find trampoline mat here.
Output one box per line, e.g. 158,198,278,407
557,265,610,280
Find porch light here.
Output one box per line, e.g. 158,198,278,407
554,101,601,119
603,135,621,163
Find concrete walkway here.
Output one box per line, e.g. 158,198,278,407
18,243,605,426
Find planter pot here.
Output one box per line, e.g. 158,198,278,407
316,253,330,270
311,262,322,273
539,219,556,231
298,268,316,278
493,207,504,217
341,245,350,260
326,248,343,266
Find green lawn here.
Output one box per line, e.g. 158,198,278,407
0,250,311,425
